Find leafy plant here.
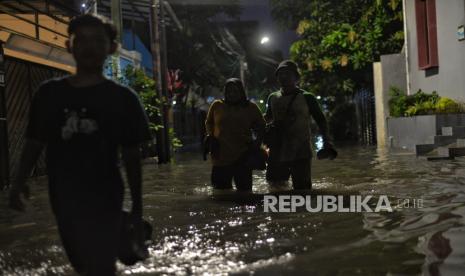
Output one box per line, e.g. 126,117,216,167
271,0,404,99
121,65,185,155
435,97,463,114
405,101,435,116
388,86,407,117
169,128,183,152
389,86,463,117
120,65,163,134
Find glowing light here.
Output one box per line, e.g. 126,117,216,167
81,3,86,8
316,96,321,100
259,100,264,104
260,36,270,45
172,100,177,105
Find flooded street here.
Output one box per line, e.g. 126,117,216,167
1,146,465,275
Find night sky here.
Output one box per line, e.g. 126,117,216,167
239,0,298,58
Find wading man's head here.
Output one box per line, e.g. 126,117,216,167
275,60,300,89
66,14,118,73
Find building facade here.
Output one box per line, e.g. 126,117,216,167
404,0,465,101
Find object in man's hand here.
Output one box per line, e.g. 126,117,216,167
118,211,152,266
203,135,220,160
317,147,338,160
264,123,280,148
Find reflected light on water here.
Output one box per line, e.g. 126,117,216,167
1,147,465,274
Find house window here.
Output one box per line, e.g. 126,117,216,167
414,0,439,69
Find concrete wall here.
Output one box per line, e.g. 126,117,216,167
387,115,436,150
387,114,465,151
374,53,407,147
405,0,465,101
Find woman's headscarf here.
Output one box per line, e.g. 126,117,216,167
224,78,248,106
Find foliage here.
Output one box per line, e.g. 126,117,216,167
120,65,163,134
388,86,408,117
166,1,242,88
435,97,464,114
121,65,183,152
270,0,404,98
169,128,183,152
388,86,464,117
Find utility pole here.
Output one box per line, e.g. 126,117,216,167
239,56,247,89
160,0,171,163
91,0,98,15
0,41,9,189
150,0,171,163
111,0,123,78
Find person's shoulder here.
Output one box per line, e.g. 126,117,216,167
269,90,281,97
301,89,317,100
247,100,260,109
104,79,135,94
33,77,67,98
211,99,224,107
41,76,69,89
267,91,282,100
103,80,142,103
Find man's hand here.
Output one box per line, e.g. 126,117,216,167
320,140,337,160
8,184,30,211
323,140,334,149
7,138,44,211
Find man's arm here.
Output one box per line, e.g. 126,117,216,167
264,94,273,123
9,139,44,211
304,93,332,145
121,145,143,217
251,103,266,146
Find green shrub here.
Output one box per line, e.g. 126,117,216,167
388,87,462,117
435,97,462,113
405,100,435,116
388,86,407,117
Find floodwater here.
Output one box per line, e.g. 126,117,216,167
1,146,465,275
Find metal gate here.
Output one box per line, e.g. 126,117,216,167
354,88,377,145
4,57,67,183
173,106,206,150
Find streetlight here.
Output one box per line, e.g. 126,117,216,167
260,36,270,45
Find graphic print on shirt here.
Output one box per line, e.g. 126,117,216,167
61,107,99,141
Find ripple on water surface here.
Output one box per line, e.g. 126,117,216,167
1,147,465,275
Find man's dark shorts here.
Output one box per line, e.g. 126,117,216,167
211,163,253,191
266,158,312,190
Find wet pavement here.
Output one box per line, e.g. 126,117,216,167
1,146,465,275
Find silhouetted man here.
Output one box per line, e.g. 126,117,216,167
265,60,334,190
8,14,151,275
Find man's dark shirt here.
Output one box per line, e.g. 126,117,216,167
26,78,151,218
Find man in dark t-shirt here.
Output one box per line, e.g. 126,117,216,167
8,15,151,275
265,60,334,190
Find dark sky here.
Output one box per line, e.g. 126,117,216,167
239,0,297,58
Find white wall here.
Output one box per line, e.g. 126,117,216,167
405,0,465,101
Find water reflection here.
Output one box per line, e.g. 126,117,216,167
1,146,464,275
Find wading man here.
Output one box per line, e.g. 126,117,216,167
265,60,334,190
8,14,151,275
